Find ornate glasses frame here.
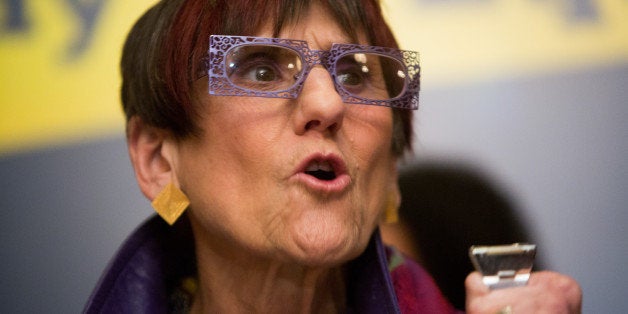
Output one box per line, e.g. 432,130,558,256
206,35,420,110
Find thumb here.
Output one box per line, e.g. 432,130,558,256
465,271,490,300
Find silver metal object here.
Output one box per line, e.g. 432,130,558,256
469,243,536,289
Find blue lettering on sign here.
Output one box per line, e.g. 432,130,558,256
1,0,107,61
1,0,29,32
567,0,599,21
63,0,107,60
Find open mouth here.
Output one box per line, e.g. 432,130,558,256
305,160,337,181
294,154,350,192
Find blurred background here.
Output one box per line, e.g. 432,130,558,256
1,0,626,312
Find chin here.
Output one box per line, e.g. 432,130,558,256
288,212,368,267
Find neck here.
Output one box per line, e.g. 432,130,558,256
189,228,347,313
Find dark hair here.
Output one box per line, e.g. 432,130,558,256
121,0,413,155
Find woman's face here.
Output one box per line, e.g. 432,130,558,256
171,4,399,266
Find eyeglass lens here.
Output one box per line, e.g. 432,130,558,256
224,44,407,101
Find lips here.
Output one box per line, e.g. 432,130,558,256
293,153,351,193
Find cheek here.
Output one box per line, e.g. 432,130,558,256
345,108,397,217
346,108,395,168
174,106,289,215
204,98,290,148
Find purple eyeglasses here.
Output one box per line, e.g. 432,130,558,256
206,35,420,110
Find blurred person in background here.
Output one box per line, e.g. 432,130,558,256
381,162,541,310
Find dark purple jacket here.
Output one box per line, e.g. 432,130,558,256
84,215,458,313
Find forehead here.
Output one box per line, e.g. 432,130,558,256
254,3,363,48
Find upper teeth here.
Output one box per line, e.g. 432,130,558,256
306,160,333,172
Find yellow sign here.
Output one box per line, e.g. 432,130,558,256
1,0,627,154
0,0,158,154
382,0,628,86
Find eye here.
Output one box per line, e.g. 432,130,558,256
336,70,365,87
244,64,278,82
335,59,369,94
336,52,374,89
226,45,302,92
229,55,283,85
335,52,404,101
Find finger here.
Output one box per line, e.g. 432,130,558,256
528,271,583,313
465,271,490,299
465,271,523,314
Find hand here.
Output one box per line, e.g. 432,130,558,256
465,271,582,313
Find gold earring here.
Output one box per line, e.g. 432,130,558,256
384,192,399,223
151,182,190,225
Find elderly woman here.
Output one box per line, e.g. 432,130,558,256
84,0,581,313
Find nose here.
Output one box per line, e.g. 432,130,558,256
293,67,346,136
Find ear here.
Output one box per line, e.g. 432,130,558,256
127,116,176,201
